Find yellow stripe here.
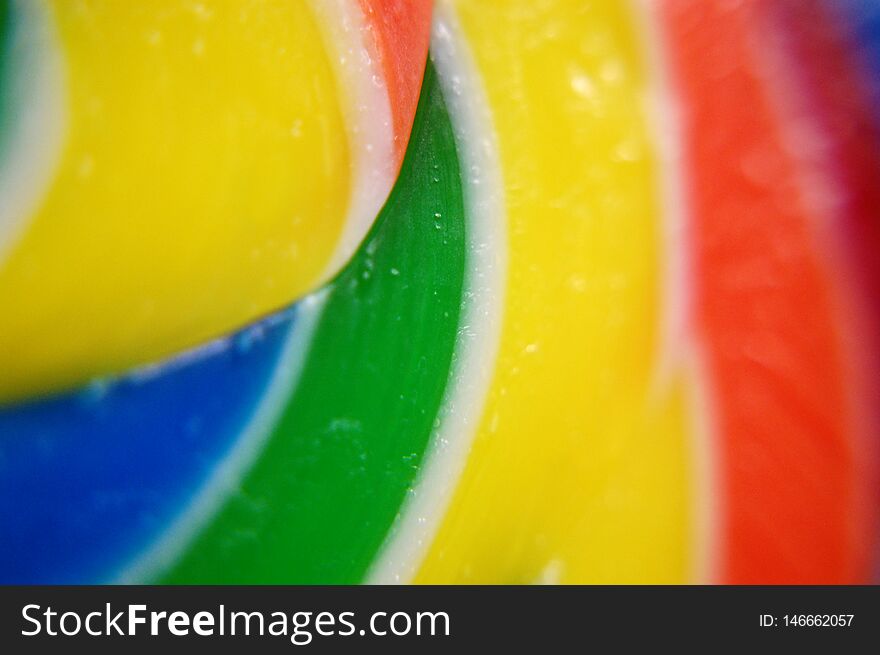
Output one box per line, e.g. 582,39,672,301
415,0,694,583
0,0,350,401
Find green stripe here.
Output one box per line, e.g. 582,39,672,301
161,61,467,583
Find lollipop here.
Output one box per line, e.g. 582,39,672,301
0,0,878,584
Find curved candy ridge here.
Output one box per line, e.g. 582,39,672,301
116,299,324,584
358,0,433,165
0,308,311,583
0,0,430,403
306,0,395,282
368,4,507,583
160,60,468,584
658,0,880,583
0,59,466,584
412,0,696,584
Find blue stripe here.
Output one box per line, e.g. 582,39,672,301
0,310,294,583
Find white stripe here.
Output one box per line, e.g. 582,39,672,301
309,0,397,282
0,0,65,266
114,293,327,583
367,3,507,584
636,0,719,584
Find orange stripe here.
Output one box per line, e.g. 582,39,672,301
662,0,870,582
359,0,432,165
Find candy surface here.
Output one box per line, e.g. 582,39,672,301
0,0,878,584
411,0,694,585
0,60,465,584
662,0,878,584
0,0,430,402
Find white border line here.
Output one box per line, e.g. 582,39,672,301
0,0,66,266
367,2,507,584
309,0,397,283
115,293,327,583
635,0,719,584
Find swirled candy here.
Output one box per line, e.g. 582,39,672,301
0,0,431,401
0,0,878,584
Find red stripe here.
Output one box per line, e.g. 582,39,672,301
359,0,433,167
661,0,876,582
761,0,880,581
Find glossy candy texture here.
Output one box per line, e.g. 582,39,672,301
0,0,431,402
410,0,695,584
660,0,879,583
1,0,879,584
0,61,466,584
161,62,466,584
